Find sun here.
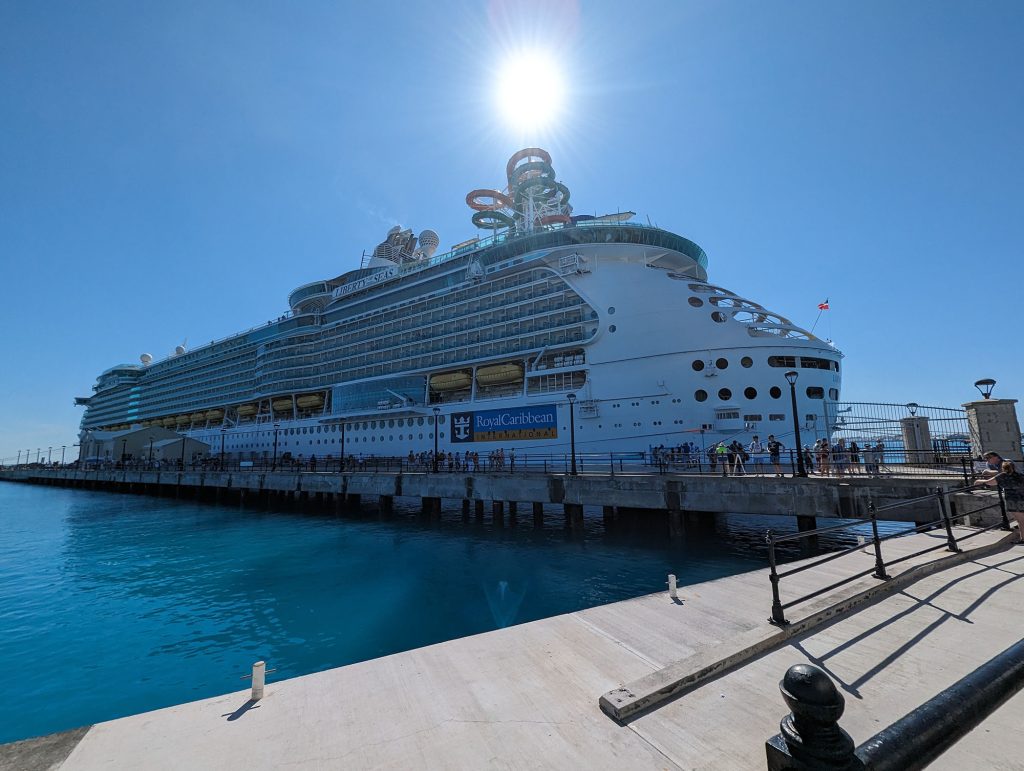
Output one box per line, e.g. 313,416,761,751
495,50,566,134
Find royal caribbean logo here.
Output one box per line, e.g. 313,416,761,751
451,405,558,443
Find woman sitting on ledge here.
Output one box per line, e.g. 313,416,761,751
974,460,1024,542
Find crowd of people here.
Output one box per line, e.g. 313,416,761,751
652,436,892,477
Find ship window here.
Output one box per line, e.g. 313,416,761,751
716,410,740,420
418,418,424,426
770,386,782,399
806,387,824,399
744,387,757,400
688,297,703,307
799,357,832,370
744,414,763,422
608,325,616,332
711,311,728,323
741,356,753,368
829,388,839,400
769,414,785,421
718,388,732,401
716,358,728,370
695,389,708,402
608,307,615,314
768,356,796,368
692,360,705,372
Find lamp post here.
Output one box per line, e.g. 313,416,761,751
120,439,128,465
219,427,226,468
16,450,21,466
47,446,52,464
148,436,155,463
61,446,66,465
567,393,578,476
340,420,346,471
179,431,187,469
36,448,40,463
271,422,280,471
432,407,440,472
784,371,807,477
974,378,996,400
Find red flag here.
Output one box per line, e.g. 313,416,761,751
817,301,830,310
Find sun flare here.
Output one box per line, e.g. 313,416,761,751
495,51,566,133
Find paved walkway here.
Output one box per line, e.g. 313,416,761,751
8,527,1019,770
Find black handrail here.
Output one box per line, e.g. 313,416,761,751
766,483,1012,625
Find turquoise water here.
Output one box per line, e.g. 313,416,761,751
0,482,901,744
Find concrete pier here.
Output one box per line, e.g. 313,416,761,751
12,525,1018,770
0,467,969,525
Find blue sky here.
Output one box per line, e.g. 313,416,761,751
1,0,1021,462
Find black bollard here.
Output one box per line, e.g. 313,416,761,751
766,664,863,770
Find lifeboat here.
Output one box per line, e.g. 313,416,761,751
272,399,293,412
296,394,324,410
162,417,175,427
476,362,524,386
430,371,472,392
205,409,224,421
236,404,257,417
190,412,206,422
175,415,190,426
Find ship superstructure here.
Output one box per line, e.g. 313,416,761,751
77,149,841,461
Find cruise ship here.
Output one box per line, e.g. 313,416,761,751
77,149,842,462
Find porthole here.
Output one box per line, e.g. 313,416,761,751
695,389,708,402
769,386,782,399
716,357,729,370
741,356,753,368
711,311,728,323
692,360,705,372
718,388,732,401
388,420,395,428
688,297,703,308
609,324,617,333
608,306,616,314
744,387,758,400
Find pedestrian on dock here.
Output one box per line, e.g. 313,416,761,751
767,435,783,476
974,461,1024,542
980,451,1005,480
749,435,764,476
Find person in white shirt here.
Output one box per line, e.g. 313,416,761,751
748,435,765,476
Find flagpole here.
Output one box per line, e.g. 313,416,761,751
810,298,829,334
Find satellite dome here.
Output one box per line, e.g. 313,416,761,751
140,353,153,365
174,345,186,355
418,229,440,258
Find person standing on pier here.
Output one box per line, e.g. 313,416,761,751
749,435,764,476
767,435,783,477
974,460,1024,542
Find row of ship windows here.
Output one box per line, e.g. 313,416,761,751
265,307,587,376
270,271,563,356
261,325,591,395
694,386,840,402
262,289,585,366
691,356,838,372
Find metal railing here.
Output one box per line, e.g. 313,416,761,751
766,484,1013,625
1,452,1016,483
767,639,1024,769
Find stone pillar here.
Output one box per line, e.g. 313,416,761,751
963,398,1021,460
492,500,504,527
379,495,394,515
797,515,817,532
474,499,485,519
347,493,362,508
564,503,584,531
900,416,935,464
602,505,617,526
533,501,544,527
668,511,683,538
462,499,471,520
507,501,517,525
